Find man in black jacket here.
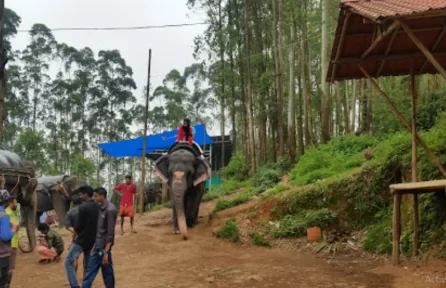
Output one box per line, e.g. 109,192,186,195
64,185,100,288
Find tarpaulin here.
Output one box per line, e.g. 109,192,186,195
98,123,214,157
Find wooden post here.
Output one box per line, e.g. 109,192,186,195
392,190,401,265
410,73,419,257
139,49,152,215
398,19,446,79
358,65,446,178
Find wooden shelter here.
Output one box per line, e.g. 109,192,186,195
328,0,446,265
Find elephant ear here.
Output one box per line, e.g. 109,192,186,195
153,155,169,184
193,157,211,187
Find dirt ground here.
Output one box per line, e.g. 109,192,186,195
10,194,446,288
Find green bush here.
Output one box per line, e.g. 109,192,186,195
250,231,271,247
202,179,241,202
252,167,281,193
363,214,392,254
271,215,307,238
222,153,250,181
304,208,337,230
213,218,240,242
211,188,256,214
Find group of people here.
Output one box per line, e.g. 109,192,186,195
35,185,119,288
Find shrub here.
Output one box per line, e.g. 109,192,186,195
252,167,281,193
202,179,241,202
271,215,307,238
363,214,392,254
222,153,250,181
250,231,271,247
304,208,337,230
213,218,240,242
211,188,256,214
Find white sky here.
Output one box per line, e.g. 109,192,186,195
7,0,223,136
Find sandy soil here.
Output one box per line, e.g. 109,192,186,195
10,194,446,288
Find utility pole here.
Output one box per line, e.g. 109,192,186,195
139,49,152,215
0,0,6,143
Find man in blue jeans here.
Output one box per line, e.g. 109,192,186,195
64,185,99,288
82,187,117,288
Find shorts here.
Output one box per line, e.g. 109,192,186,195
119,205,134,217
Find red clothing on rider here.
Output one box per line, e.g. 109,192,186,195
176,125,193,145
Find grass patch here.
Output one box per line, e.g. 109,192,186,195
202,179,243,202
211,188,256,214
250,231,271,247
261,184,290,200
213,218,240,242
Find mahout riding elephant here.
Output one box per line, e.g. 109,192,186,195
0,150,38,253
36,175,86,227
153,143,210,240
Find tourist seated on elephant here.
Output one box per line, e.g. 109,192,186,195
175,119,205,159
36,223,64,264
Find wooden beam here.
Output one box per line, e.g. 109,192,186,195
331,12,351,83
336,51,446,64
397,19,446,79
419,21,446,73
410,73,419,257
361,21,399,59
392,191,401,265
376,27,399,77
346,26,443,37
359,65,446,178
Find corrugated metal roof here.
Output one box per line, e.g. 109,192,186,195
342,0,446,20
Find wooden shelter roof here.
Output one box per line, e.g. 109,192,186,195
328,0,446,81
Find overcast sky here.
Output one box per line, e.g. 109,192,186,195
7,0,222,136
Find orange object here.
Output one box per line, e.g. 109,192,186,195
307,227,322,242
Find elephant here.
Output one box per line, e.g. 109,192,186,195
0,150,38,253
36,175,86,227
153,143,211,240
144,183,162,207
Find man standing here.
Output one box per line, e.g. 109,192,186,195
64,194,83,280
112,175,137,235
5,195,18,287
0,190,17,288
82,187,117,288
65,185,99,288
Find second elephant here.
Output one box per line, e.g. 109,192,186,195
36,175,86,227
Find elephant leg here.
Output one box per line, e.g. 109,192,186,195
186,185,204,228
52,193,69,228
172,205,179,234
36,212,43,226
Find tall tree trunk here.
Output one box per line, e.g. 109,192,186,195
359,79,368,133
320,0,332,143
301,0,313,146
335,82,342,135
228,0,237,154
351,80,357,132
272,0,284,157
343,81,350,134
367,81,373,133
288,25,296,162
218,0,225,168
243,0,256,173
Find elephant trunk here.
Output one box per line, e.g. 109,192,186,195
173,172,188,240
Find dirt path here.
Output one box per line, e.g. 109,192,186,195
10,194,444,288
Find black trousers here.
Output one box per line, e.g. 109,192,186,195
0,256,9,288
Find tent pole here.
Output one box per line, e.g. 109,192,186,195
140,49,152,215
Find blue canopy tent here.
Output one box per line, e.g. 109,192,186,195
98,123,214,157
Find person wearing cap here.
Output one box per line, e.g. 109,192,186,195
0,190,18,288
36,222,64,264
65,185,100,288
112,175,137,235
82,187,117,288
5,193,19,287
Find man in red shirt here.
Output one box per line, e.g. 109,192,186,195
112,175,138,235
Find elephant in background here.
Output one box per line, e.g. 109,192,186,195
153,143,211,240
36,175,86,227
144,183,162,208
0,150,38,253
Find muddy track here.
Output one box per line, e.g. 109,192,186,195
10,193,441,288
